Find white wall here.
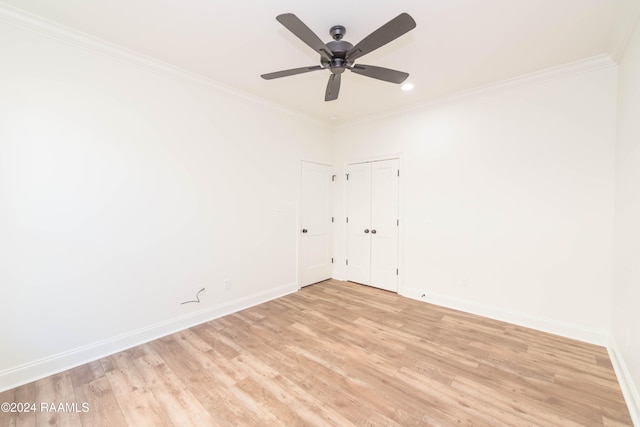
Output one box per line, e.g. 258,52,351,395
333,65,617,344
612,15,640,422
0,20,332,390
0,7,634,413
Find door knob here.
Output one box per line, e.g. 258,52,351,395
364,229,370,233
302,229,308,233
371,229,377,234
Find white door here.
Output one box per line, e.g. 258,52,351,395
299,161,333,287
346,162,372,285
346,159,399,292
370,159,399,291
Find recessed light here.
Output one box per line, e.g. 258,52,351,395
401,83,414,91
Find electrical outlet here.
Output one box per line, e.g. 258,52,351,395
224,279,231,290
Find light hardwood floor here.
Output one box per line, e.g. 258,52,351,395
0,279,633,426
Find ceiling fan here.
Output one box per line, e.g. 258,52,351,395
261,13,416,101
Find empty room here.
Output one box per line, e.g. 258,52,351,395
1,0,639,425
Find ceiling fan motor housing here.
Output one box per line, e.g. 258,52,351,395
323,38,354,73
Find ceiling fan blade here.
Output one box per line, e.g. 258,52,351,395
350,64,408,84
276,14,333,62
261,66,323,80
346,13,416,62
325,73,341,101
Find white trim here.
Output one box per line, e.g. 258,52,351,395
608,337,640,426
0,3,329,130
401,287,608,346
0,282,298,392
337,54,617,129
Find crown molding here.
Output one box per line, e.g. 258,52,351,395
337,54,617,129
0,2,331,130
0,2,623,130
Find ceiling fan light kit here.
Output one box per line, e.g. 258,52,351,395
261,13,416,101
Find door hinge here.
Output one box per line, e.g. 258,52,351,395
331,258,334,264
397,170,400,177
396,268,399,276
331,216,334,223
346,217,349,223
332,174,336,181
345,173,349,181
397,219,399,226
346,259,349,266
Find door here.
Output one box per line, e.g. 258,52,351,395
346,159,399,292
346,162,372,285
299,161,333,287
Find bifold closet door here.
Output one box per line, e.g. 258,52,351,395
346,159,399,292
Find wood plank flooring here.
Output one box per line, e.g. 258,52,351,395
0,279,633,426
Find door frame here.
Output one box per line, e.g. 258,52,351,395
342,153,404,294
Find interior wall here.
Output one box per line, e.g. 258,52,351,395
0,20,332,390
612,14,640,421
332,65,617,344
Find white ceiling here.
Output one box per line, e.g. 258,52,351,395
2,0,638,125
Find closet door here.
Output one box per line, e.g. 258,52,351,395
370,159,399,292
346,163,372,285
346,159,399,292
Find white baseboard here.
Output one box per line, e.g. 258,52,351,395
0,282,298,392
400,287,608,346
608,338,640,426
